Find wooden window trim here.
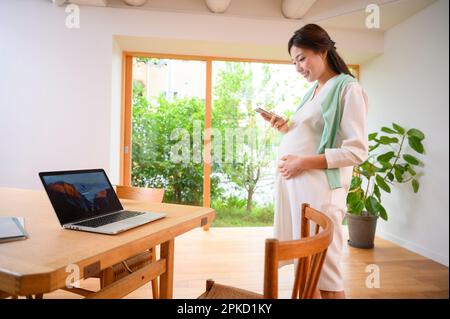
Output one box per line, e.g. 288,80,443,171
120,54,133,186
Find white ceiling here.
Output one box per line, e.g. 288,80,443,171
70,0,437,32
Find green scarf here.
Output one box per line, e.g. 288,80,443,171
296,73,357,189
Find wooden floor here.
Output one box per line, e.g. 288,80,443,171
45,227,448,299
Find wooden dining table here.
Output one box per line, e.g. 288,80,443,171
0,187,215,299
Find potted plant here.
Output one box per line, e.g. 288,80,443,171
345,123,426,248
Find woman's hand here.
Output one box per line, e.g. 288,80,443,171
260,112,289,133
278,155,305,179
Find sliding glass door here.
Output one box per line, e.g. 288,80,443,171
130,57,206,205
210,61,310,226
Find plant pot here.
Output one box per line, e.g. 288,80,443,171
346,212,379,249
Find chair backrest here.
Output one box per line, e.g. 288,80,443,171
115,185,164,203
263,203,334,299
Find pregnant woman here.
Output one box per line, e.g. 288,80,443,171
260,24,369,299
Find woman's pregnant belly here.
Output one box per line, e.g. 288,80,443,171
277,125,319,159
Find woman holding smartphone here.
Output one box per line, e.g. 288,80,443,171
260,24,369,299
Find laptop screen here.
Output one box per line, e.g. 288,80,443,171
39,169,123,225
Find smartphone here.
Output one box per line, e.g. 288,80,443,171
255,107,282,119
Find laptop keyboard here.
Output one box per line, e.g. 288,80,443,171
73,211,145,228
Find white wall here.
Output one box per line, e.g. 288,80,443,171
109,37,123,184
361,0,449,265
0,0,382,190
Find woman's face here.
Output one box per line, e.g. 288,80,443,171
290,46,327,82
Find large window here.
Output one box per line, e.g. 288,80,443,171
122,53,359,226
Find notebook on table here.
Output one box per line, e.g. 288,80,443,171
0,217,28,243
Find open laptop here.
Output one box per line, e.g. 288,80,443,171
39,169,166,235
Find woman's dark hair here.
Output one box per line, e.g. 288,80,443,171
288,24,354,78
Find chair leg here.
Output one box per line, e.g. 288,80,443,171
150,247,159,299
151,278,159,299
206,279,215,291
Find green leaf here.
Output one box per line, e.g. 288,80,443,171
412,179,419,193
387,172,394,181
349,200,365,214
394,164,404,182
403,154,420,166
381,127,397,134
377,151,395,163
347,191,362,205
407,166,417,176
408,136,425,154
373,184,381,201
407,128,425,141
379,136,399,145
369,143,380,152
350,176,362,190
376,175,391,193
365,196,379,215
359,161,377,177
394,163,405,172
376,203,388,221
377,163,391,173
368,132,378,141
392,123,405,134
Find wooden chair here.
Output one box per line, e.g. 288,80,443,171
198,203,334,299
94,185,164,298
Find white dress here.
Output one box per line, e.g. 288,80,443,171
274,74,369,291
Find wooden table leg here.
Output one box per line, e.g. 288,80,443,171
159,239,174,299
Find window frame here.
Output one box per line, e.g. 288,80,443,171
120,51,360,213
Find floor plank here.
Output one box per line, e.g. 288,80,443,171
42,227,448,299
